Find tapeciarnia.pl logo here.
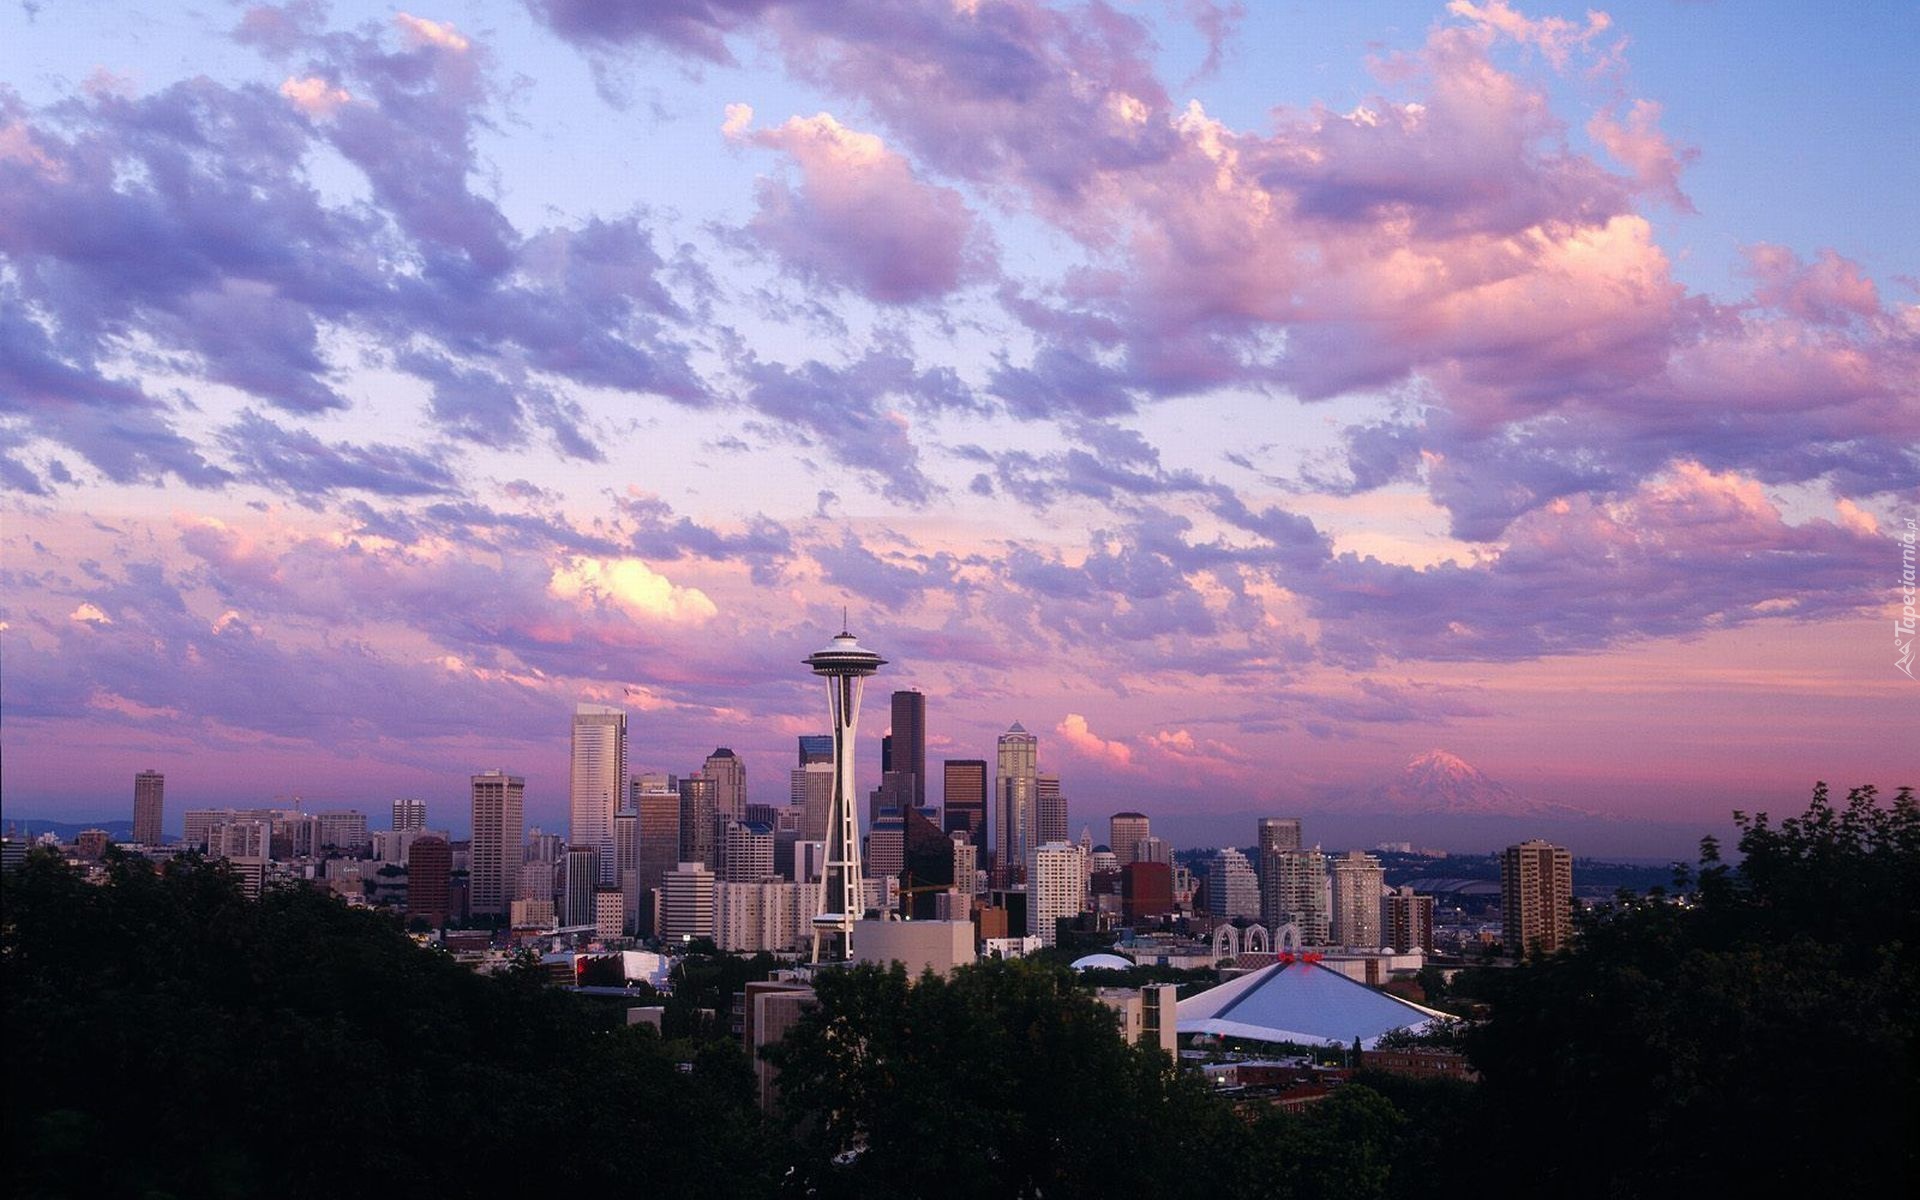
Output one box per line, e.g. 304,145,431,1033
1898,517,1917,680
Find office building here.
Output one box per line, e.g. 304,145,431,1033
1330,850,1386,947
391,798,427,833
1110,813,1150,867
996,723,1039,885
594,888,625,940
525,828,564,864
614,805,641,933
660,861,716,942
561,845,600,927
133,770,164,846
1502,840,1573,956
679,774,717,868
76,829,113,860
1029,841,1087,946
316,810,369,854
1205,847,1262,921
1037,773,1067,847
722,820,776,883
1384,885,1436,953
889,690,926,808
704,748,746,820
407,835,451,926
469,771,525,919
1121,861,1173,924
792,762,834,842
518,860,556,904
797,734,833,765
570,703,627,886
942,760,987,847
866,814,905,879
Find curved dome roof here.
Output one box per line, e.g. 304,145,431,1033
1070,953,1135,971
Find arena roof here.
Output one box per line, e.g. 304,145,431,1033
1176,956,1448,1048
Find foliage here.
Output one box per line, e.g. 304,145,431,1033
3,850,774,1199
1239,1084,1405,1200
765,957,1242,1198
1466,783,1917,1198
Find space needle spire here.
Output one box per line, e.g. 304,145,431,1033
805,624,887,963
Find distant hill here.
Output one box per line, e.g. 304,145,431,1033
3,818,138,841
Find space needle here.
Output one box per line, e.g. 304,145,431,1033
805,623,886,963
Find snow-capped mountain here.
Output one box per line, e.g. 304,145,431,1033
1358,749,1593,817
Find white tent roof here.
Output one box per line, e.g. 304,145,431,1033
1176,958,1449,1049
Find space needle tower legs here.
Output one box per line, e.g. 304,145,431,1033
805,626,886,964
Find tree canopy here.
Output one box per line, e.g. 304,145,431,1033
1465,783,1917,1197
3,852,773,1199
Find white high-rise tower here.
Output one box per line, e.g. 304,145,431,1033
569,703,627,886
804,628,886,963
996,723,1038,886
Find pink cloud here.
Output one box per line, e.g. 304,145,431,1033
1056,712,1134,767
725,105,993,302
1587,98,1696,210
1744,244,1883,325
1444,0,1612,70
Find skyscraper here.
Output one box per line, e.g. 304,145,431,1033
679,774,718,869
1030,841,1087,945
561,844,600,927
632,776,680,935
792,761,834,841
1205,848,1262,920
1037,773,1067,847
469,771,524,919
392,797,427,833
996,723,1038,886
704,748,746,820
661,861,716,942
797,734,834,765
890,690,926,808
1109,812,1150,867
1268,848,1331,944
1257,817,1301,855
569,703,627,886
407,835,451,927
722,820,775,883
133,770,164,846
614,805,640,933
1501,840,1573,956
1257,817,1304,926
942,760,987,847
1330,850,1386,947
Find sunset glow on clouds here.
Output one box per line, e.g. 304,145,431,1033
0,0,1912,842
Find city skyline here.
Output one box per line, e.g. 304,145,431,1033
2,1,1913,849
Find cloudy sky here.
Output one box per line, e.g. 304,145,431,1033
2,0,1913,844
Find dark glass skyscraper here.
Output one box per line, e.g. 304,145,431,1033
890,690,926,808
942,759,988,849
